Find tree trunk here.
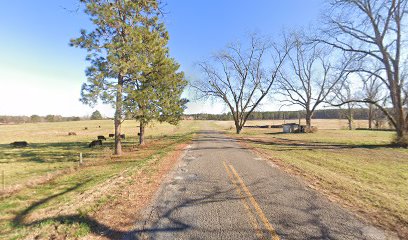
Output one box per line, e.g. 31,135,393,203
387,83,407,143
139,121,145,145
347,104,353,130
233,117,242,134
394,111,407,144
305,110,312,131
395,106,407,139
347,117,353,130
114,74,123,156
368,104,373,129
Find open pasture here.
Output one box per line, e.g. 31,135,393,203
0,120,195,191
0,120,201,239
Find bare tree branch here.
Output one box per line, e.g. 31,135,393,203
192,34,292,133
318,0,408,140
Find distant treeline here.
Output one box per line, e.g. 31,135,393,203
0,115,84,124
0,108,386,124
185,108,385,121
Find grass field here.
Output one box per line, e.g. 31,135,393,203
0,120,202,239
214,119,408,238
0,120,195,191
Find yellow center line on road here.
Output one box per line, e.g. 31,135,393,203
228,164,280,240
223,161,265,240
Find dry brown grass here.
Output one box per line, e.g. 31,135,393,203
0,120,203,239
0,120,196,193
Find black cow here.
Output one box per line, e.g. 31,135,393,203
89,140,103,148
84,127,88,130
97,135,106,140
10,141,29,147
120,134,125,139
108,134,114,138
68,132,77,136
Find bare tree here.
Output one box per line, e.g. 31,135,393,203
361,73,385,129
192,34,291,134
277,35,351,131
318,0,408,143
331,79,359,130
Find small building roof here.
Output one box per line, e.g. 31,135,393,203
282,123,299,126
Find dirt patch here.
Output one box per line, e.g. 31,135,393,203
85,143,189,239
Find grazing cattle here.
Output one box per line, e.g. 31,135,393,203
10,141,29,147
97,135,106,140
120,134,125,139
98,126,101,128
84,127,88,130
137,133,140,136
108,134,114,138
88,139,103,148
68,132,77,136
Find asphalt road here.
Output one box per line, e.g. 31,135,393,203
128,130,394,240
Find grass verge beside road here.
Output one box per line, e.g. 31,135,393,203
214,120,408,238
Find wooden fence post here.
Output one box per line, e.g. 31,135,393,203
79,153,83,166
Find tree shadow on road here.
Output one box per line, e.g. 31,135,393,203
124,174,371,240
125,179,259,239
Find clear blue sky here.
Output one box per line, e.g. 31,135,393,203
0,0,323,117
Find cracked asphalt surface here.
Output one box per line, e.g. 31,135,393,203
128,129,394,240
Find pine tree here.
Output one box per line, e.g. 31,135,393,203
124,20,187,145
70,0,161,155
90,110,103,120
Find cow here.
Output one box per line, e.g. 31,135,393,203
84,127,88,130
97,135,106,140
120,134,126,139
108,134,114,138
88,139,103,148
10,141,29,147
68,132,77,136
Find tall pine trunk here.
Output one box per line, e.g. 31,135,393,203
114,75,123,155
139,121,145,145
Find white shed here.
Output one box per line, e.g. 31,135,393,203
282,123,300,133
